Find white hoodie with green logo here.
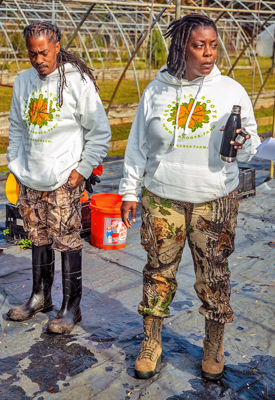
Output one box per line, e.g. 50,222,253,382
7,64,111,191
119,65,260,203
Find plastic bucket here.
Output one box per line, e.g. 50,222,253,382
89,193,127,250
5,173,19,205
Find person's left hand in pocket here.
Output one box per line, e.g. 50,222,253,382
68,169,84,189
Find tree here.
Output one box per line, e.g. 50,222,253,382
148,30,167,68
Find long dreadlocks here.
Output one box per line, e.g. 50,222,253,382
23,22,98,107
164,13,217,80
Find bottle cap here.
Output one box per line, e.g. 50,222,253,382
232,105,241,114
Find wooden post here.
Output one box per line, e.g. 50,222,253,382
175,0,181,20
269,31,275,179
52,0,55,25
270,94,275,179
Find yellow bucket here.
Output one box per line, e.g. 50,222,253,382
5,173,19,205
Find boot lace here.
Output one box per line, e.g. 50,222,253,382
138,317,162,361
204,321,224,362
139,340,159,361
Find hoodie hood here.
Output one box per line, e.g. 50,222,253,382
155,64,221,87
25,64,80,114
29,62,79,79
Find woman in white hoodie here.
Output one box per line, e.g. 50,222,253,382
119,14,260,381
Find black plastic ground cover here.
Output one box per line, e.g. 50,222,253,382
0,158,274,399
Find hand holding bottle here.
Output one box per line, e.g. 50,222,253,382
220,126,251,150
219,105,251,163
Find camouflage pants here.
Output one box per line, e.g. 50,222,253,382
138,188,239,324
17,181,86,252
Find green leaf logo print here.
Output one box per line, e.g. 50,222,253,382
26,94,55,128
167,98,211,133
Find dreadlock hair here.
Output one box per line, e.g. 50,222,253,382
23,21,98,107
164,13,217,80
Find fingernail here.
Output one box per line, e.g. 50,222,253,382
132,218,136,222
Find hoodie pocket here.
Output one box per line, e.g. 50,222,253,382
148,161,228,202
9,153,59,189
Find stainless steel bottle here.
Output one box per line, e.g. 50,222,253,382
219,105,247,163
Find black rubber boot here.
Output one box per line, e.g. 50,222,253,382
7,244,55,321
47,249,82,334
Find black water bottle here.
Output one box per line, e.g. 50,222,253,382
219,105,247,163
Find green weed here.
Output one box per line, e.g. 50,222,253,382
19,238,32,249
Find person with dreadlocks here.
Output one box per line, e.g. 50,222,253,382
7,22,111,334
120,14,260,380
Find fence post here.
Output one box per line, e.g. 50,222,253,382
270,95,275,179
269,34,275,179
175,0,181,20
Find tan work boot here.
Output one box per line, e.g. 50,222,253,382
202,319,225,381
135,315,163,379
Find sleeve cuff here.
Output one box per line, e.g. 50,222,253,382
121,194,139,202
76,163,94,180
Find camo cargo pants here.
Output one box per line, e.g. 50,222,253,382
138,188,239,324
17,181,86,252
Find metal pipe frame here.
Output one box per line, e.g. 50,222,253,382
0,0,275,101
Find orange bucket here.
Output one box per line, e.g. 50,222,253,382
89,193,127,250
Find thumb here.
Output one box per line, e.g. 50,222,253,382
131,206,137,222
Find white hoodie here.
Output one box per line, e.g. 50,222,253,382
7,64,111,191
119,65,260,203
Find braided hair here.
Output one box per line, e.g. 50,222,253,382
164,13,217,79
23,22,98,107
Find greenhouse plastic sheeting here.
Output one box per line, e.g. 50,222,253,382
256,24,275,58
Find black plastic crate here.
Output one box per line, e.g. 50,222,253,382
237,167,256,200
5,201,91,242
5,204,27,243
80,200,91,237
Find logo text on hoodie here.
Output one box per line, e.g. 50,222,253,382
163,95,217,141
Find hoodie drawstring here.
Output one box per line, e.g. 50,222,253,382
47,76,51,114
184,77,204,136
24,72,51,116
173,82,183,148
173,77,205,148
24,72,38,116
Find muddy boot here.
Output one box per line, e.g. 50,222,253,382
135,316,163,379
7,244,55,321
47,249,82,334
202,319,225,381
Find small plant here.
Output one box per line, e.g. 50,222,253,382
19,238,32,249
3,228,9,236
2,62,11,71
